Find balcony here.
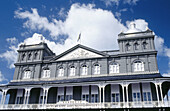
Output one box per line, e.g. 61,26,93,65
0,100,169,110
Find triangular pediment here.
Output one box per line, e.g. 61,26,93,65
53,44,108,61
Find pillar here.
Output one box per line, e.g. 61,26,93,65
99,86,102,103
159,83,164,103
1,89,8,105
155,83,160,103
42,87,49,104
23,88,31,104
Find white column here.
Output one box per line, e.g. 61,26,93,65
122,86,125,103
159,83,164,103
45,89,49,104
155,83,160,103
23,90,27,104
26,89,31,104
102,86,105,103
1,89,8,105
42,87,49,104
126,85,129,107
99,86,102,103
42,89,45,104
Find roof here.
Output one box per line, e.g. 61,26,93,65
51,44,109,61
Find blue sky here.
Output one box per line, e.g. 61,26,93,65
0,0,170,84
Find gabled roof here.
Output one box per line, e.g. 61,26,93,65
51,44,109,61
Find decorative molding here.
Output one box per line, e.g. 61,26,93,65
58,48,103,61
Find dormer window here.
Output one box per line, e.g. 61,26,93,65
109,63,119,74
23,70,31,79
42,68,50,78
70,66,76,76
125,43,131,51
134,61,144,72
58,66,64,77
81,64,88,75
94,63,100,74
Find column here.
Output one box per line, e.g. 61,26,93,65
102,86,105,103
159,83,164,103
23,88,31,105
122,86,125,104
99,86,102,103
126,85,129,107
1,89,8,105
42,87,49,104
155,83,160,103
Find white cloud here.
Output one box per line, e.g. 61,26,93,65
1,3,170,77
15,8,64,39
0,71,8,82
101,0,120,6
123,0,139,5
6,37,17,44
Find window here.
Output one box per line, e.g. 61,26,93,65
109,63,119,74
82,94,89,102
81,64,88,75
126,43,131,51
133,92,141,103
134,43,139,50
65,95,73,101
58,66,64,77
42,69,50,78
94,64,100,74
70,66,76,76
57,95,64,102
143,42,147,49
34,52,38,59
28,53,32,60
91,94,98,103
134,61,144,72
111,93,120,102
21,53,25,61
23,70,31,79
143,92,152,103
16,97,23,104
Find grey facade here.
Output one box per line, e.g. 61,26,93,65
0,23,170,110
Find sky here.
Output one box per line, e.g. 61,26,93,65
0,0,170,84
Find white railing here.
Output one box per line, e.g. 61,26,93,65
0,101,169,110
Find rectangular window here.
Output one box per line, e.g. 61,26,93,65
43,70,50,78
133,92,141,102
82,94,89,102
58,95,64,102
91,94,98,103
111,93,120,102
143,92,152,102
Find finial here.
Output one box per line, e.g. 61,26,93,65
130,22,136,29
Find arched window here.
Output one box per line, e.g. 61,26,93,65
134,61,144,72
21,53,25,61
28,53,32,60
42,68,50,78
125,43,131,51
70,65,76,76
34,52,38,59
23,70,31,79
109,63,119,74
81,64,88,75
58,66,64,77
134,43,139,50
94,63,100,74
143,42,147,49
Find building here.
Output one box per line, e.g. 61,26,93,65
0,23,170,110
